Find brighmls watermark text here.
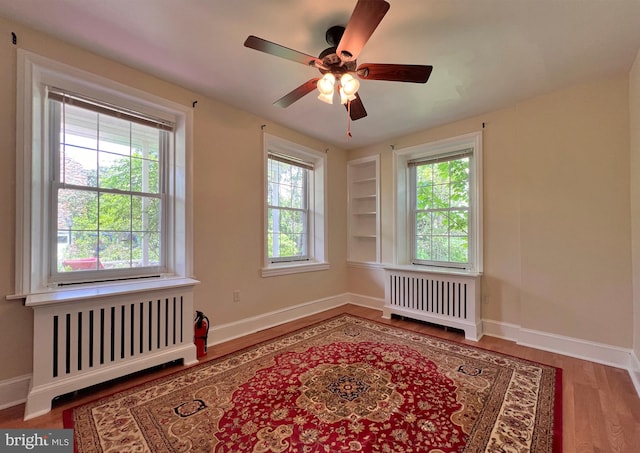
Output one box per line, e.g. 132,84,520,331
0,430,72,452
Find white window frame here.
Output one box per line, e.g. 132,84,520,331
14,50,194,297
262,134,329,277
393,131,483,273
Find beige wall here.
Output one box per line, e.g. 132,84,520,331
0,17,32,381
0,16,348,381
349,75,634,347
630,49,640,358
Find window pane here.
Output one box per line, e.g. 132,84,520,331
98,231,130,268
267,207,307,259
451,181,469,207
58,188,98,230
134,232,161,266
432,183,450,208
415,211,432,236
449,210,468,235
431,235,449,261
131,196,160,231
59,231,99,272
63,104,98,150
99,152,131,191
269,159,306,209
432,211,448,235
131,157,159,193
98,115,131,155
433,162,450,184
59,103,99,188
450,236,468,263
131,123,160,160
267,156,309,261
98,193,131,231
415,235,431,261
412,154,471,266
449,157,469,182
415,183,432,210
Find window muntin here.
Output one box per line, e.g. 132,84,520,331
50,91,170,278
267,154,310,262
410,152,471,267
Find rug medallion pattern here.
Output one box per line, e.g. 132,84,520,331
65,315,560,452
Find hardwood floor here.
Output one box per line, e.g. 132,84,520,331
1,304,639,452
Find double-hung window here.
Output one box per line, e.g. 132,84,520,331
15,50,193,295
267,153,310,262
262,134,328,276
409,150,472,267
395,132,482,272
50,89,169,280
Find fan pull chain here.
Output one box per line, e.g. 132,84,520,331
346,100,352,139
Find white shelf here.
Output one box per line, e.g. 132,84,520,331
352,194,376,200
347,156,380,264
353,177,376,184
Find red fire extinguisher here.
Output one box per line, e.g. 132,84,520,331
194,311,209,358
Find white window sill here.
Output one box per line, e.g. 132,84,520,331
383,264,482,278
261,261,330,277
16,277,200,307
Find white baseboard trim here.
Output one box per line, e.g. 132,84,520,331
209,293,352,345
482,319,521,342
629,351,640,397
209,293,384,347
484,318,637,386
211,295,638,372
344,293,385,311
517,328,633,370
0,374,31,411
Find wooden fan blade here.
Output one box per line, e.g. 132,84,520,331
357,64,433,83
337,0,390,62
345,93,368,120
244,35,321,67
274,78,320,108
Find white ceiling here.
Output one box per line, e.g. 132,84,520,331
1,0,639,149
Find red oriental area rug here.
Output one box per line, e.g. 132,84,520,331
64,315,562,452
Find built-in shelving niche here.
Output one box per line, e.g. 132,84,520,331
347,155,380,264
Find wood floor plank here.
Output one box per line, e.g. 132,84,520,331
1,304,639,452
562,377,576,452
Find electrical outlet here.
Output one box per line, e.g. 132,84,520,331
233,290,240,302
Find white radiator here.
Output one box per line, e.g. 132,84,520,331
24,279,198,420
383,267,482,341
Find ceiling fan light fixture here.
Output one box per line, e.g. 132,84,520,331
317,73,335,94
339,86,356,104
317,91,334,104
317,73,336,104
340,73,359,96
339,73,359,104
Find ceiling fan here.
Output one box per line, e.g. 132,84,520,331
243,0,433,122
